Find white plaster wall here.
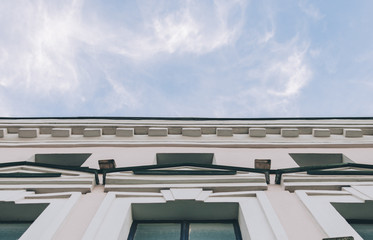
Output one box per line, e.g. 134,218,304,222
0,144,372,239
82,190,288,240
265,188,327,239
0,147,372,169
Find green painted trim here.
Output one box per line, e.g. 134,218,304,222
104,163,267,174
103,162,269,185
0,161,97,174
0,173,62,178
0,161,99,185
274,163,373,184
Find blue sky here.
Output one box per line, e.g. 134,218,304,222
1,0,373,118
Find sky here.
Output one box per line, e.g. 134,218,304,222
0,0,373,118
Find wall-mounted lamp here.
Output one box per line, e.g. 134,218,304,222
255,159,271,170
98,159,116,170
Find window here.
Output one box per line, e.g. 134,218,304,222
128,201,242,240
289,153,353,167
349,220,373,239
0,201,48,240
332,201,373,239
128,220,242,240
82,190,288,240
0,222,32,240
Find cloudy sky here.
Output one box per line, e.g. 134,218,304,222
1,0,373,118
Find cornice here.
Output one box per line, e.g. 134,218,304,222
0,118,372,147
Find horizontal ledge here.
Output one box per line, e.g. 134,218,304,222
0,173,62,178
0,142,373,148
133,170,237,175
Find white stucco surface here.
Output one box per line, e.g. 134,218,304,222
1,118,373,239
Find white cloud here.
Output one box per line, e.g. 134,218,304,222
0,0,143,115
209,38,312,117
0,0,318,117
256,5,276,44
298,1,324,21
94,0,246,59
309,48,320,58
100,73,142,114
0,0,248,116
0,0,82,94
259,29,275,44
267,49,311,97
0,94,12,116
152,9,201,53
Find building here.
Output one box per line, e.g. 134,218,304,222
1,117,373,240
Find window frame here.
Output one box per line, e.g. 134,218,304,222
295,188,373,239
82,190,288,240
127,220,242,240
0,191,82,240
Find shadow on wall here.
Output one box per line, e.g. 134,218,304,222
289,153,353,167
35,153,92,167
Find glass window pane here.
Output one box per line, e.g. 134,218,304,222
350,223,373,239
0,223,32,240
189,223,237,240
133,223,180,240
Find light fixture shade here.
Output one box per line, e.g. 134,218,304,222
255,159,271,170
98,159,116,169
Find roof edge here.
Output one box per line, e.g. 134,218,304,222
0,116,373,121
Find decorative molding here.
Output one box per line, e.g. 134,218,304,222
0,119,372,147
83,128,102,137
182,128,202,137
249,128,266,137
281,128,299,137
18,128,38,138
216,128,233,136
51,128,71,137
0,190,81,240
82,189,288,240
281,165,373,192
0,163,97,194
103,163,268,192
295,187,373,240
313,129,331,137
344,129,363,138
148,128,168,137
116,128,134,137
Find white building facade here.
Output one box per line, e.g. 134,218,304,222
1,117,373,240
